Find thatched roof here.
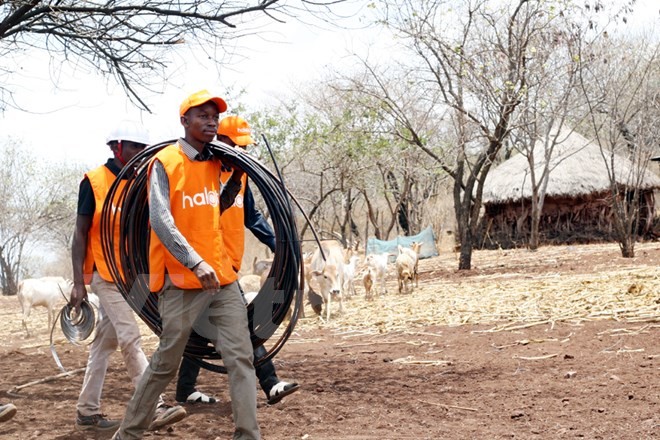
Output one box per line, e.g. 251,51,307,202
482,129,660,204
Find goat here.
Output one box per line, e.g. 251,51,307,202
342,255,360,297
400,242,422,287
17,276,72,336
363,267,375,300
252,256,273,277
395,247,415,294
239,274,263,295
364,252,389,296
238,273,266,309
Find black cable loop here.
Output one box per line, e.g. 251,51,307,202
100,140,310,373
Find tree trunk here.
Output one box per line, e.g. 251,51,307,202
529,194,540,250
529,218,539,250
458,227,473,270
0,251,18,296
610,189,637,259
620,237,635,258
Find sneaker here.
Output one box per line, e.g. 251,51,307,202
0,403,17,423
148,404,186,431
267,381,300,405
177,390,217,404
75,411,120,432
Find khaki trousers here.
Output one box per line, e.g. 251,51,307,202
77,273,150,416
118,279,260,440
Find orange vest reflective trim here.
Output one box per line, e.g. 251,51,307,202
148,144,237,292
82,165,126,284
220,171,247,271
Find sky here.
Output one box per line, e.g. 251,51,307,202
1,2,386,168
1,1,657,169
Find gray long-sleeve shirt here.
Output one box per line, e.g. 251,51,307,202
149,139,241,269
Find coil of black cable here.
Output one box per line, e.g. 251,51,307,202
100,140,305,373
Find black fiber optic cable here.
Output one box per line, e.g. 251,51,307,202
100,139,309,373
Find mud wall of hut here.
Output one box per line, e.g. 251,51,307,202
478,190,656,249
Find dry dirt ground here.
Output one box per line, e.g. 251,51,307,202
0,242,658,440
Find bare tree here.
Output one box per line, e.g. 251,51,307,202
247,81,442,247
347,0,650,267
510,15,588,250
244,98,354,244
343,0,563,269
304,81,443,242
513,1,649,251
577,34,660,257
0,0,349,111
291,93,388,244
0,142,79,295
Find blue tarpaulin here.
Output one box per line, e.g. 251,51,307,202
366,226,439,262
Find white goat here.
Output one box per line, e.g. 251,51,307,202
364,252,390,296
17,276,72,336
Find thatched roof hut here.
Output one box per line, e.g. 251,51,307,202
479,129,660,248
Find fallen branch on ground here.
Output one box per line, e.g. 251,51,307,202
513,353,559,361
417,399,478,412
8,367,86,395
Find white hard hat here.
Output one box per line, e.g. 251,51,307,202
106,120,150,145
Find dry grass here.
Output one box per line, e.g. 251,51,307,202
3,242,657,354
293,242,660,336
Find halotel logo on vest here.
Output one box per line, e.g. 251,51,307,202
182,187,219,209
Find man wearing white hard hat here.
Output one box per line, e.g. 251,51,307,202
69,120,186,433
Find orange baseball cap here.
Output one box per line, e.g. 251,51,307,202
179,89,227,116
217,115,255,147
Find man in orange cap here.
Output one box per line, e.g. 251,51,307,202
175,116,299,406
112,91,260,440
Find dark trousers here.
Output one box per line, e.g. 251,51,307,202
176,344,279,401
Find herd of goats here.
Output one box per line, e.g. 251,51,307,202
243,240,422,322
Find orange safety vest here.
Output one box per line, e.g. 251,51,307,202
148,144,237,292
82,165,126,284
220,170,247,271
